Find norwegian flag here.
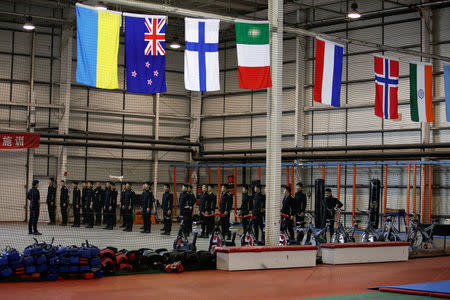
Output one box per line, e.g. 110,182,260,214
144,17,166,56
374,56,399,119
124,13,167,94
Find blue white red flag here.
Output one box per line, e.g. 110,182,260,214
124,13,167,94
374,56,399,119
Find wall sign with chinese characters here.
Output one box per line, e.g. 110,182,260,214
0,133,40,149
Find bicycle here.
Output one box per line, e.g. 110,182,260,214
331,208,359,243
237,214,257,247
300,213,328,247
407,214,436,250
381,215,405,242
358,209,384,243
280,213,297,246
173,217,202,252
202,212,237,253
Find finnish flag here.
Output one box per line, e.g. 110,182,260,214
184,18,220,92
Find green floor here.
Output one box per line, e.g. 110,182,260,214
303,292,437,300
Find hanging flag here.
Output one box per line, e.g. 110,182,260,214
235,19,271,89
124,13,167,94
374,56,399,119
410,61,434,122
444,65,450,122
75,3,121,89
314,37,344,107
184,17,220,92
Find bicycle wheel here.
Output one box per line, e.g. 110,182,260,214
209,231,223,254
331,233,338,243
361,232,368,243
303,231,312,245
279,233,288,246
411,231,423,249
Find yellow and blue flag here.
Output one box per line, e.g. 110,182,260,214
75,3,121,89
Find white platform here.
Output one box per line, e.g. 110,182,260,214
321,242,409,265
216,246,318,271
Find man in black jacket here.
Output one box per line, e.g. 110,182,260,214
253,183,265,242
103,182,113,230
120,183,126,228
60,180,69,226
27,180,41,235
239,184,253,233
81,181,87,224
122,182,135,232
46,178,56,225
220,184,233,239
111,182,118,227
141,182,152,233
72,182,81,227
206,184,217,236
294,182,307,224
281,186,295,239
85,182,94,228
93,181,103,226
198,184,208,238
178,184,191,236
161,184,173,235
187,185,196,234
322,188,343,242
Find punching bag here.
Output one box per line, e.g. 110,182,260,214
314,179,325,228
368,179,381,228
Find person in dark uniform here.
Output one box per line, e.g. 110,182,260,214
60,180,69,226
294,182,307,224
27,180,41,235
93,181,103,226
72,182,81,227
253,183,265,242
206,184,217,236
161,184,173,235
178,184,191,236
111,182,118,227
322,188,343,242
103,181,113,230
220,184,233,239
122,182,135,232
281,186,295,239
239,184,253,233
120,183,126,228
198,184,208,238
81,181,87,224
85,182,94,228
187,185,196,235
46,178,56,225
141,182,152,233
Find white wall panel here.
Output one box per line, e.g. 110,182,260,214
125,93,152,114
347,107,381,132
160,96,189,116
225,70,241,93
347,132,382,145
123,149,151,160
0,82,10,103
311,134,346,147
201,119,223,137
67,157,85,180
89,90,122,110
383,104,420,130
251,115,266,136
384,131,420,145
312,109,346,133
159,121,190,137
225,117,250,137
12,55,30,81
13,31,31,55
224,139,250,151
87,158,121,181
202,96,223,115
0,30,12,52
166,72,186,95
348,82,374,105
157,151,189,162
35,85,50,104
88,146,122,158
124,117,152,136
69,111,86,132
71,87,88,107
0,54,11,79
252,92,267,112
282,113,295,134
89,114,122,134
224,94,251,113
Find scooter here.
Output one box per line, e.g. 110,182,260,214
173,217,201,252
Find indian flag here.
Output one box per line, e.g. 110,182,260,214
410,62,434,122
235,19,272,89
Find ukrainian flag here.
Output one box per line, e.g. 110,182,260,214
76,3,121,89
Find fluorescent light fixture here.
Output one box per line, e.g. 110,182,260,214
170,42,181,49
23,16,35,31
347,2,361,19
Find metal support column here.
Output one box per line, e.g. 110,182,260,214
265,0,283,246
56,14,73,216
190,91,202,188
153,93,160,197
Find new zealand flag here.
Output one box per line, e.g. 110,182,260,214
124,13,167,94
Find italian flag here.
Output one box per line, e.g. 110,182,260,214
235,20,272,89
410,62,434,122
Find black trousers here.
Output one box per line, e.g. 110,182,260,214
87,207,94,227
163,212,172,233
125,209,133,230
73,207,80,226
200,213,207,235
61,207,68,225
28,208,39,233
206,215,215,235
47,203,55,224
254,214,265,241
81,205,86,224
94,203,102,225
241,215,250,233
143,211,151,232
281,218,295,240
112,208,116,227
182,213,192,235
220,214,230,238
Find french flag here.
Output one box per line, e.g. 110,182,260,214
314,38,344,107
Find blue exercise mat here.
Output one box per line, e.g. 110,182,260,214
369,280,450,295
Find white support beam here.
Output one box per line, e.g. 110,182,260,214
189,92,202,186
153,93,160,198
265,0,283,246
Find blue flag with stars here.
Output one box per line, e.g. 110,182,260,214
124,13,167,94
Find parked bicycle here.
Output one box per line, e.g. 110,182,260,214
202,212,237,254
331,208,359,243
238,214,257,247
358,209,384,243
407,214,436,250
280,213,296,246
173,217,201,252
382,215,405,242
300,213,328,247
